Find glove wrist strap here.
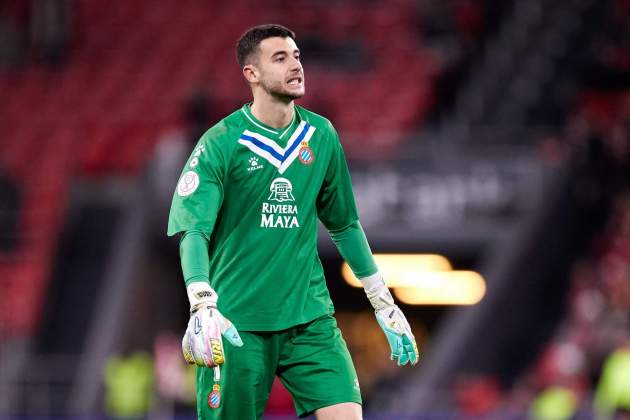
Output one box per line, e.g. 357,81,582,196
359,272,395,311
187,282,218,309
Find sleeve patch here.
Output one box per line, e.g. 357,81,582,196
177,171,200,197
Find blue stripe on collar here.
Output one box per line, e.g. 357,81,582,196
240,123,311,163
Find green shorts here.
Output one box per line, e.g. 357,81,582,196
195,314,362,419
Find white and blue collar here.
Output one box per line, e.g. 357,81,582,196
238,121,316,174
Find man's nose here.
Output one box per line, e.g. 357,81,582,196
290,58,302,71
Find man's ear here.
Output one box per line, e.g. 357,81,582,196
243,64,259,84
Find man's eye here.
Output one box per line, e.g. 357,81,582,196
276,57,285,62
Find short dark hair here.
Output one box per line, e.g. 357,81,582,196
236,24,296,68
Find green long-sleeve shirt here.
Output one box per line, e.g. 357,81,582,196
170,104,377,331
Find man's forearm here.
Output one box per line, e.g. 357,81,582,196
328,220,378,279
180,233,243,368
330,221,419,365
180,230,210,286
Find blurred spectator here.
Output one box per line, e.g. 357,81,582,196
506,185,630,416
183,87,218,149
608,118,630,191
581,0,630,91
594,341,630,419
148,86,218,225
506,373,539,413
104,351,154,419
529,386,578,420
503,69,630,412
526,342,588,420
0,166,22,252
454,0,482,41
420,0,487,121
454,374,503,416
567,114,617,222
154,332,195,405
0,0,29,67
29,0,72,67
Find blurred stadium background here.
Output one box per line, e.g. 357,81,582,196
1,0,629,418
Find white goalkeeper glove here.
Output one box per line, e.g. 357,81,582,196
361,273,419,366
182,282,243,368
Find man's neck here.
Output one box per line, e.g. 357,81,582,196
250,96,295,130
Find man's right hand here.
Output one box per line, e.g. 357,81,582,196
182,283,243,368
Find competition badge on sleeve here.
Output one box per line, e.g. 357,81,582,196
177,171,200,197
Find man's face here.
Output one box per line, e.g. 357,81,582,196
250,36,305,101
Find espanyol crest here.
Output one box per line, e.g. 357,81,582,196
298,142,314,165
208,384,221,408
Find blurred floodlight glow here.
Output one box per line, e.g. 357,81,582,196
342,254,486,305
342,254,452,288
393,271,486,305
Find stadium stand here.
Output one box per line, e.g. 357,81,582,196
0,0,449,340
451,0,630,413
503,106,630,417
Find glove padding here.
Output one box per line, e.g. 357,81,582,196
182,283,243,368
375,305,419,366
182,303,243,367
361,272,419,366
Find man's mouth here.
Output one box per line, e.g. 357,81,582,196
287,76,303,86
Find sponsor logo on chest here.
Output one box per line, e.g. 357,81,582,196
260,178,300,229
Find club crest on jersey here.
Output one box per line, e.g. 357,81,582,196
208,384,221,408
268,178,295,202
298,142,314,165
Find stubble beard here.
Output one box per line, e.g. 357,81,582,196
262,78,305,103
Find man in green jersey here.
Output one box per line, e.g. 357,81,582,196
168,24,419,419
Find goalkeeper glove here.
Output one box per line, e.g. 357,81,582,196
361,273,419,366
182,282,243,368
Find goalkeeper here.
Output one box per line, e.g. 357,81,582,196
168,24,419,420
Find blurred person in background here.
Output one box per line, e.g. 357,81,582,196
528,342,588,420
150,85,218,219
167,24,419,419
594,339,630,420
506,183,630,416
0,163,22,252
0,0,29,67
103,351,154,419
29,0,72,67
183,87,217,149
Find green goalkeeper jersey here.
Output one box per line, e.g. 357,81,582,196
168,104,360,331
